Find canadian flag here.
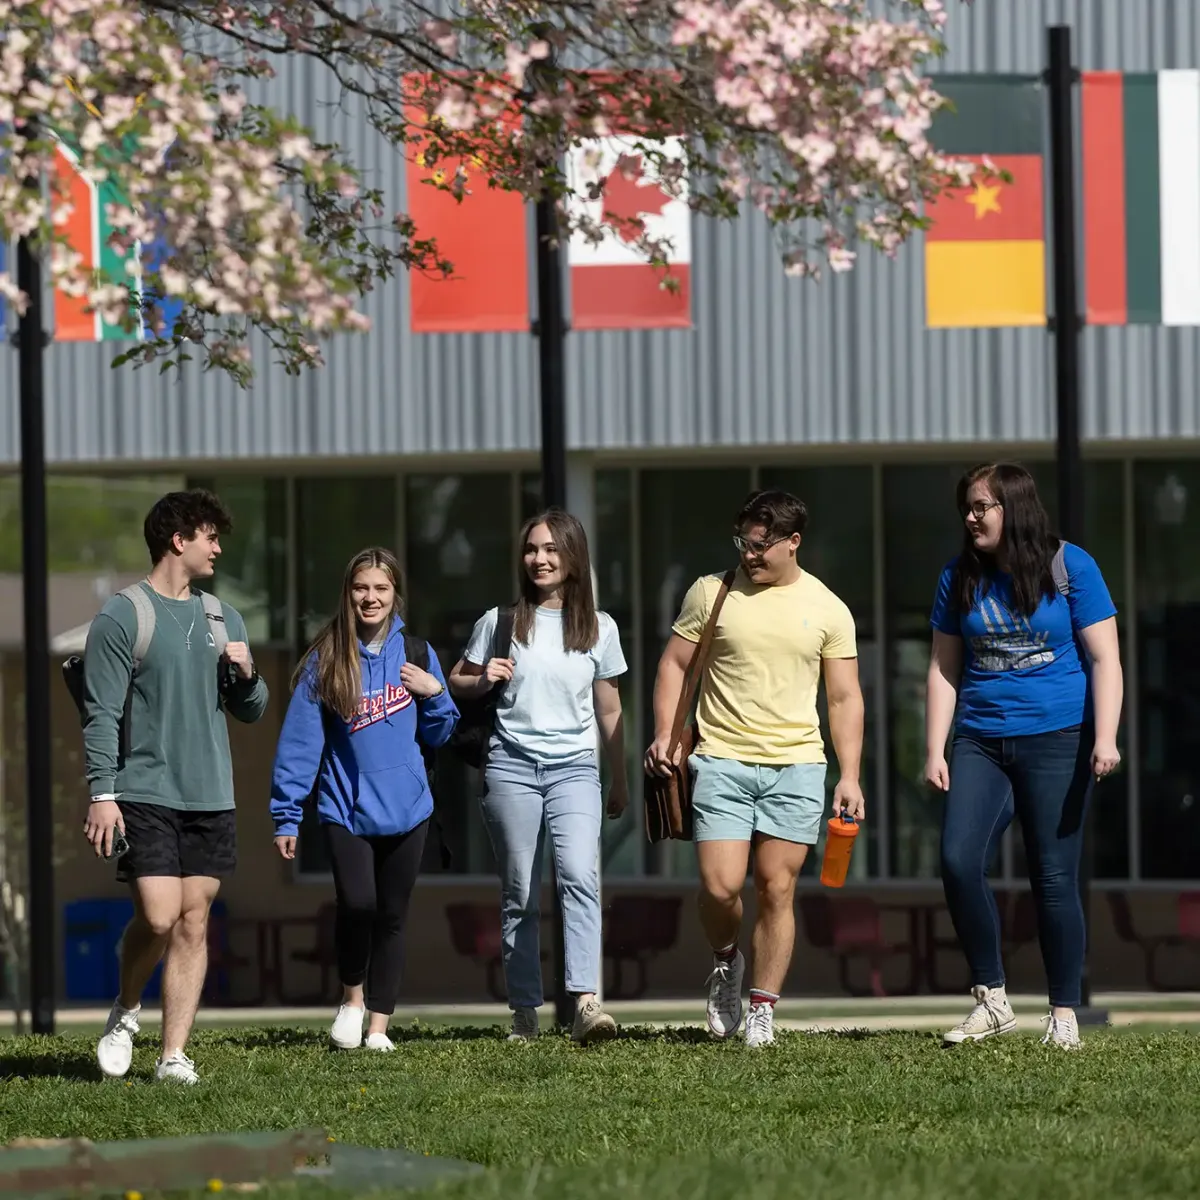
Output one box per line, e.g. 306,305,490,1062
565,136,691,330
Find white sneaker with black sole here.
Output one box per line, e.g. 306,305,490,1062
330,1003,366,1050
705,951,745,1040
943,984,1017,1045
96,1001,141,1078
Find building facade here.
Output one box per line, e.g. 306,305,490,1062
2,2,1198,1000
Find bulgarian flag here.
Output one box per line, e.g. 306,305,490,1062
50,134,143,342
564,135,691,330
924,76,1046,328
1082,70,1200,325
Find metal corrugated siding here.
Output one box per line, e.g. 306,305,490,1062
4,1,1200,466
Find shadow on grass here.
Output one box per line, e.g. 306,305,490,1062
203,1023,522,1052
0,1049,102,1082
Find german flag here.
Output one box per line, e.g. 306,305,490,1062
925,76,1046,328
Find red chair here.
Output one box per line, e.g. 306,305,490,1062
797,893,915,997
602,895,682,1000
1107,891,1200,990
444,903,508,1002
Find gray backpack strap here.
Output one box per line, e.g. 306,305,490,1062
1051,540,1070,596
117,584,155,670
198,591,229,653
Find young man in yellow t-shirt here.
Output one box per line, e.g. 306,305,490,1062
645,489,865,1047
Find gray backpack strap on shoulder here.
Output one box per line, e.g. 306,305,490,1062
117,584,156,670
199,591,229,653
1051,540,1070,597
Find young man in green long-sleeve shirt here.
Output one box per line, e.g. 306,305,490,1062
82,489,269,1084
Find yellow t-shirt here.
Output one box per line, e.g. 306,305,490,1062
672,569,857,765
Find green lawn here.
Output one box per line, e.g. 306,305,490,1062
3,1023,1200,1199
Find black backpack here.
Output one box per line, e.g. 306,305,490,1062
446,607,514,770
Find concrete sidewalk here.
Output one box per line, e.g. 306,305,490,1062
3,992,1198,1030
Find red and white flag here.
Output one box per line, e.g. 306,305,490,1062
566,136,691,330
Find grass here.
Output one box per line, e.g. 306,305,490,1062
3,1022,1200,1199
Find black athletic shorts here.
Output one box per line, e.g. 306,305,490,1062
115,802,238,882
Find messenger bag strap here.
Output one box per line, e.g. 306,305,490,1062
667,569,737,756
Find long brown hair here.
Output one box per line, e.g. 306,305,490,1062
515,509,598,652
954,462,1059,618
291,547,406,720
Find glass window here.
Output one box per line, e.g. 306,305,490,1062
187,477,289,644
0,474,185,650
759,466,877,878
638,467,753,877
295,477,397,644
1134,461,1200,879
405,473,517,875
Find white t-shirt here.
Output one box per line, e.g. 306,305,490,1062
464,606,627,762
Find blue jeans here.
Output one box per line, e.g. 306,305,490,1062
480,739,602,1009
940,726,1095,1008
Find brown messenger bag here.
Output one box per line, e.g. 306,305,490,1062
643,569,736,843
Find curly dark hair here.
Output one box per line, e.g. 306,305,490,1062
143,489,233,564
954,462,1059,618
735,489,809,539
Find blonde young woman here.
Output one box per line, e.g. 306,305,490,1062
270,548,458,1051
450,509,628,1045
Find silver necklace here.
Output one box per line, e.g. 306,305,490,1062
147,581,198,650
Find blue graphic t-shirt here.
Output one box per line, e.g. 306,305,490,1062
929,542,1117,737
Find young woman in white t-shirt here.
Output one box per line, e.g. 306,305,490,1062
449,508,629,1044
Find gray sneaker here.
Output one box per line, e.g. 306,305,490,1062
705,951,745,1040
1042,1011,1081,1050
943,985,1017,1045
507,1007,539,1042
571,998,617,1045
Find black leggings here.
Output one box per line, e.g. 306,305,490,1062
322,819,428,1015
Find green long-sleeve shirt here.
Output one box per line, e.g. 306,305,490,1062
82,583,270,809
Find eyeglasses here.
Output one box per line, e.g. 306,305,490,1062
733,533,789,556
963,500,1002,520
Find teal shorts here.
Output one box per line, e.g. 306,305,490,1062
690,755,827,845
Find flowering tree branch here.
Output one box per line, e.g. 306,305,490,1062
0,1,970,385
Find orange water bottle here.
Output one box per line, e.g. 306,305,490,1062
819,813,860,888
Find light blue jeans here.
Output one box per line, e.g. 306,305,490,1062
480,738,602,1009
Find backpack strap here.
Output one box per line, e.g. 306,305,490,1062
1051,540,1070,596
117,584,155,670
494,606,515,660
198,591,229,653
402,631,430,671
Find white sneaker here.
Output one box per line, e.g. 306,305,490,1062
1042,1010,1082,1050
155,1051,199,1084
943,985,1017,1045
744,1001,775,1048
507,1007,539,1042
705,951,745,1040
96,1001,140,1078
572,998,618,1045
330,1004,365,1050
364,1031,394,1052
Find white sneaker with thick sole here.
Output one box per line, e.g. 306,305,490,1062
1042,1011,1082,1050
364,1032,395,1052
96,1002,141,1078
943,985,1017,1045
155,1052,199,1084
330,1004,366,1050
705,951,745,1040
572,998,618,1045
507,1007,539,1042
744,1002,776,1048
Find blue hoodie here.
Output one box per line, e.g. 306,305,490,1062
269,617,459,838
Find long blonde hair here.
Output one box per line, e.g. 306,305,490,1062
514,509,598,652
292,547,405,720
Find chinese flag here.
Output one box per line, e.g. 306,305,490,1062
404,98,529,333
